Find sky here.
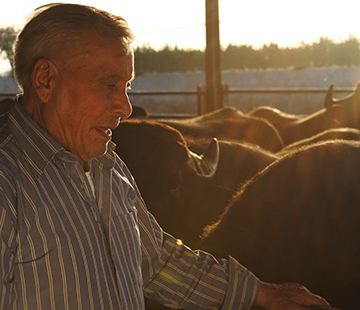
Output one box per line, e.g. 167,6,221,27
1,0,360,74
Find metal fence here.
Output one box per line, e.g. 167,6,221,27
131,87,355,117
1,86,355,118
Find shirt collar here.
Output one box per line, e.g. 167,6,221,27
8,97,116,176
92,141,117,171
8,97,65,176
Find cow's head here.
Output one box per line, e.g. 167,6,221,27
113,120,219,194
323,82,360,129
112,120,228,246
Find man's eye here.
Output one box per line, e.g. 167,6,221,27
107,84,116,89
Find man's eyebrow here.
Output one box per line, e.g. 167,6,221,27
98,73,134,82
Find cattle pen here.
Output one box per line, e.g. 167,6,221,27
129,86,355,118
2,66,359,117
0,86,356,119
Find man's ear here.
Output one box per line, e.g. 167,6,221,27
31,58,58,103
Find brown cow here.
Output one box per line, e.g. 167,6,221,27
248,93,341,146
247,105,304,126
279,127,360,154
200,140,360,310
189,138,279,192
112,120,280,247
323,82,360,129
112,119,233,249
156,107,284,152
248,83,360,147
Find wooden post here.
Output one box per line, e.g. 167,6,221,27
198,84,228,115
204,0,222,114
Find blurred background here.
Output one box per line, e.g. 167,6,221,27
1,0,360,115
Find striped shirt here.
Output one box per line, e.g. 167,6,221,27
0,99,260,310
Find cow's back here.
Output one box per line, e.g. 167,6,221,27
201,140,360,310
157,108,284,152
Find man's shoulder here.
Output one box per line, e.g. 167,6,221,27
0,115,11,138
0,114,24,174
113,154,134,179
0,114,17,152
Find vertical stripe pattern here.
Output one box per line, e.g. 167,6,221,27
0,99,260,310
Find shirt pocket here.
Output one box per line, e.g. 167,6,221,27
113,206,139,233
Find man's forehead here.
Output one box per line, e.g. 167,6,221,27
94,51,134,81
72,30,134,78
78,29,132,54
109,42,132,59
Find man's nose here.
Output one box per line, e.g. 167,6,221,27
112,93,133,119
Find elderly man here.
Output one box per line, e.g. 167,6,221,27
0,3,329,310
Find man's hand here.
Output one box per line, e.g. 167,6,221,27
252,282,331,310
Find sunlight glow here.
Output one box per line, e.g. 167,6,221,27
1,0,360,74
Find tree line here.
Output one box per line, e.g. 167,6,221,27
134,35,360,74
0,27,16,75
1,26,360,76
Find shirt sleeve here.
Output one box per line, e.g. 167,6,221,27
135,192,260,310
0,181,18,309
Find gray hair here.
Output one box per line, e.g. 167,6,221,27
14,3,135,92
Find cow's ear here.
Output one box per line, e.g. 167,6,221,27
31,58,58,103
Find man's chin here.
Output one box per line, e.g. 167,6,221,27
84,143,109,162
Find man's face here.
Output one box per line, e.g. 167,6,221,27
45,31,134,167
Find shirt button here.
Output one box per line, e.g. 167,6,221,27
80,183,85,189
